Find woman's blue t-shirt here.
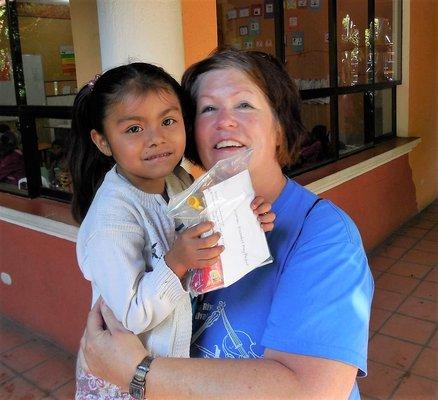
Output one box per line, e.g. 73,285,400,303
191,179,374,399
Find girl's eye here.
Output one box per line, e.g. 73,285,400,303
200,105,215,114
238,102,253,109
163,118,176,126
126,125,143,134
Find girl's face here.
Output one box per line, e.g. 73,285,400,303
193,68,281,175
93,89,186,193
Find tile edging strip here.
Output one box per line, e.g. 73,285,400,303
0,206,78,242
0,138,421,240
305,138,421,194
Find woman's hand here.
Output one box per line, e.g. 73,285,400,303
81,297,147,391
251,196,276,232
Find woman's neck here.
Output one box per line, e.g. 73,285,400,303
251,164,287,204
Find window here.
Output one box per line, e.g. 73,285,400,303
0,0,75,201
217,0,402,174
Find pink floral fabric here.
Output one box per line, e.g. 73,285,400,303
75,366,135,400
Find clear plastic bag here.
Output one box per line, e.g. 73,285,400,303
168,149,273,295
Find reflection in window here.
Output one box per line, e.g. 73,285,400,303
36,118,72,193
0,117,27,192
0,4,17,105
337,1,368,86
375,89,392,137
216,0,276,55
290,97,334,172
17,0,77,106
284,0,329,89
338,93,369,155
373,0,401,82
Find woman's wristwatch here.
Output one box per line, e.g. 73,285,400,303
129,355,155,399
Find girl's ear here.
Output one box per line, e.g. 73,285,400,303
90,129,112,157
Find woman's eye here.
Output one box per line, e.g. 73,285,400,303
163,118,176,126
238,102,253,109
126,125,143,134
200,105,215,113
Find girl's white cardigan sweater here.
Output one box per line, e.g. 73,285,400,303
76,165,193,359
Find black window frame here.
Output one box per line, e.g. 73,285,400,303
217,0,402,176
0,0,72,202
0,0,403,202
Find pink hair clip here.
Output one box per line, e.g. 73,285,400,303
87,74,101,90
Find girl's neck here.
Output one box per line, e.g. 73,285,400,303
115,165,166,195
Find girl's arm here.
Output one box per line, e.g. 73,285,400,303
84,227,186,334
83,300,357,399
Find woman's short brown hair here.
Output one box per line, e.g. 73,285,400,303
181,48,306,168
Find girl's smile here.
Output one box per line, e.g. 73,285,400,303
92,89,186,194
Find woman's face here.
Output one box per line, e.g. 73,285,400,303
193,68,281,173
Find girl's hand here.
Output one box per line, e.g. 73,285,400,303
165,221,224,278
251,196,276,232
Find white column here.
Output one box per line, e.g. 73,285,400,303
96,0,185,81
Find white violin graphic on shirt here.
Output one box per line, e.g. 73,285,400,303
192,301,261,359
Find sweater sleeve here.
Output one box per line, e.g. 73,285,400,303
83,226,188,335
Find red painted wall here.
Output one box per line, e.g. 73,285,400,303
0,155,418,352
321,155,418,251
0,220,89,354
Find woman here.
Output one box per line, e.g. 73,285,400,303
82,49,373,399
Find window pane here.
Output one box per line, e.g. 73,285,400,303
36,117,71,193
289,97,334,173
374,0,401,82
338,93,370,155
375,88,392,137
17,1,77,105
284,0,329,89
216,0,276,54
337,0,368,86
0,117,27,193
0,4,17,105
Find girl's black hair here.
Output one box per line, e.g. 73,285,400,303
68,62,192,223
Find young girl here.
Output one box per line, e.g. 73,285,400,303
68,63,274,399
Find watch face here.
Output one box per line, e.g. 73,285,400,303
129,383,145,400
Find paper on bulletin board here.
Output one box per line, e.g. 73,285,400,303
203,170,272,287
249,19,261,36
264,0,274,18
251,4,262,16
289,16,298,27
310,0,321,10
244,40,253,49
239,25,248,36
285,0,297,9
227,9,237,20
60,45,75,76
239,7,250,18
292,32,304,53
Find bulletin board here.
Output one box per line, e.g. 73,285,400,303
283,0,329,82
217,0,276,55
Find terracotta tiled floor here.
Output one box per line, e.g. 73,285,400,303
1,201,437,399
360,200,438,400
0,319,75,399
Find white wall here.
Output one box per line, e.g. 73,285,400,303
96,0,185,81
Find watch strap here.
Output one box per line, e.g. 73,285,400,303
129,355,154,399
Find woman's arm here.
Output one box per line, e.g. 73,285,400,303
83,300,357,400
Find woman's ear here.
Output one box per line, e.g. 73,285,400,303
90,129,112,157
